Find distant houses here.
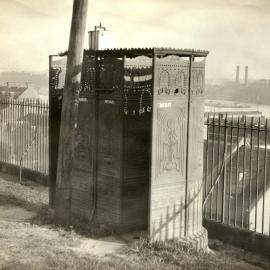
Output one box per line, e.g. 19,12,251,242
0,83,28,99
0,82,48,101
0,85,48,172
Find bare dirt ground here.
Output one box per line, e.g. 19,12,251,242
0,172,269,270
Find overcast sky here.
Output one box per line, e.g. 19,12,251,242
0,0,270,80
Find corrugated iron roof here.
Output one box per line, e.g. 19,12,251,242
84,47,209,57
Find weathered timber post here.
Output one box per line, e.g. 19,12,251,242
55,0,88,225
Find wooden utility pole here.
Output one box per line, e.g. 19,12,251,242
55,0,88,225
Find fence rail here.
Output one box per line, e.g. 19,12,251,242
203,113,270,237
0,97,269,238
0,97,49,175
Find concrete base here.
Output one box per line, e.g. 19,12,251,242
182,227,208,251
149,227,208,251
204,219,270,258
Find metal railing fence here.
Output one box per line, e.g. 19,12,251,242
0,97,49,175
203,113,270,236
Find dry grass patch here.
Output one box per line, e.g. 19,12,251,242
0,173,268,270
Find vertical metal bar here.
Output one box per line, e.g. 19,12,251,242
248,117,254,230
45,100,48,175
14,99,17,166
36,99,39,172
210,113,215,219
228,115,233,225
241,115,247,228
234,116,240,227
221,113,227,223
10,98,12,164
10,98,13,163
44,102,47,174
12,98,15,165
31,99,34,170
262,119,267,234
6,97,8,163
41,101,44,173
0,98,3,162
25,99,28,170
0,98,2,162
17,99,19,166
255,117,261,232
33,99,35,171
44,101,46,174
10,98,12,163
4,97,6,163
32,99,35,171
15,98,17,165
8,98,11,164
47,100,49,174
4,97,7,162
46,101,48,174
10,97,12,163
22,99,25,171
18,99,21,168
32,99,35,170
11,98,13,165
36,99,38,172
39,100,41,173
7,97,9,163
204,113,210,218
41,101,43,173
12,98,15,166
216,114,222,221
11,98,13,164
7,97,10,163
184,54,193,237
9,98,11,163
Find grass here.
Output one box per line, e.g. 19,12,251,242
0,172,269,270
123,238,267,270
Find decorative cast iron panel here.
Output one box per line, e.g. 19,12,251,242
150,55,190,241
191,59,205,96
156,56,189,97
96,56,123,90
80,53,96,97
155,107,186,180
124,56,153,116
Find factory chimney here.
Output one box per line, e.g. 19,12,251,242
244,66,248,87
236,65,240,85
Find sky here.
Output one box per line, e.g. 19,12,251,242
0,0,270,81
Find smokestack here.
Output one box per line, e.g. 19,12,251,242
244,66,248,87
236,65,240,85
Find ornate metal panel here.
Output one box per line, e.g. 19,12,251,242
123,56,153,116
96,56,123,91
80,53,96,97
150,55,189,240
